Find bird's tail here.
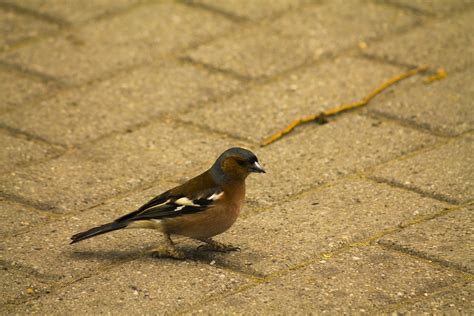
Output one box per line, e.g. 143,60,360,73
70,221,128,244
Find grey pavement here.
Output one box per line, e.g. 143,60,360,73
1,0,473,314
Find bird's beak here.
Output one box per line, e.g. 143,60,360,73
249,161,266,173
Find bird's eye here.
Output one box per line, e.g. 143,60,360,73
237,160,246,167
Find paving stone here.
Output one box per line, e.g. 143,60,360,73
3,169,448,283
182,56,402,142
370,68,474,136
385,0,473,16
380,207,474,273
0,263,50,306
365,11,474,72
4,258,250,315
0,61,243,146
187,0,417,78
1,1,471,314
189,27,315,79
195,246,464,314
0,181,253,286
3,0,141,24
0,183,181,282
245,114,437,202
0,199,52,237
393,282,474,314
0,121,245,212
193,178,449,276
0,68,56,113
1,2,235,85
0,7,58,51
0,130,61,173
372,134,473,204
192,0,313,20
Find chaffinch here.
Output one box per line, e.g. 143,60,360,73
71,147,265,259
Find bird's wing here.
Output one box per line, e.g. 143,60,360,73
115,187,224,222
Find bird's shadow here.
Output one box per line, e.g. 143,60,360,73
66,243,264,278
68,249,140,261
66,240,155,262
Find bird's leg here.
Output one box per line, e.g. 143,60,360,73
197,238,240,252
150,233,185,260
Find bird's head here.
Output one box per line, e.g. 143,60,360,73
211,147,265,182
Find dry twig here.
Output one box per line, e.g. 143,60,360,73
424,67,447,83
261,65,430,147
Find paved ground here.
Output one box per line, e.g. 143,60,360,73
1,0,473,314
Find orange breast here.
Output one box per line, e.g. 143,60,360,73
162,182,245,239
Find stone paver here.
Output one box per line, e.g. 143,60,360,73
1,0,472,314
380,207,474,273
372,134,473,204
0,7,58,51
0,130,62,173
0,68,56,112
0,61,242,146
193,178,449,276
0,264,50,306
0,122,243,213
3,0,141,24
365,10,474,72
1,2,235,85
0,183,182,283
386,0,473,16
0,179,449,289
3,258,250,315
195,246,464,314
0,199,52,237
188,0,417,78
247,114,437,202
182,56,402,142
392,282,474,314
192,0,313,20
370,68,474,136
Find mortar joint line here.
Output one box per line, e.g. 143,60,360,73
0,2,70,27
0,123,67,149
364,110,463,139
373,0,435,17
178,0,248,23
378,240,474,275
0,61,68,87
377,279,473,314
178,56,254,82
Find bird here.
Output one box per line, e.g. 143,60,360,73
70,147,265,259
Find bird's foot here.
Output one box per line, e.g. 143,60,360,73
197,239,240,253
149,245,185,260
